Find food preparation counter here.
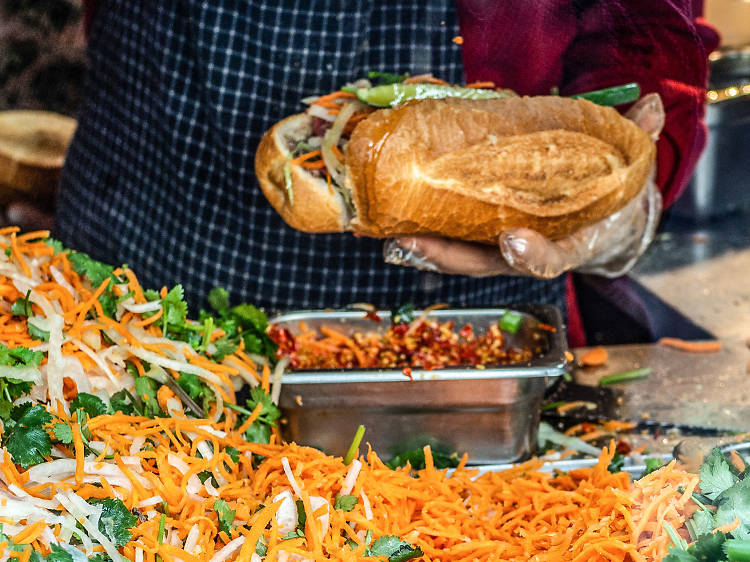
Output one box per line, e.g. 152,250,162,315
557,209,750,457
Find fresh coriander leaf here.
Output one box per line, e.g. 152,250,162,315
144,289,160,302
210,335,239,361
208,287,229,313
282,529,305,540
225,447,240,464
45,545,75,562
197,471,217,486
202,291,277,360
664,550,699,562
716,479,750,540
245,421,272,444
88,498,137,547
231,304,276,357
88,555,112,562
644,458,664,476
177,372,212,415
0,344,44,367
386,449,459,470
67,252,122,318
688,509,717,540
71,392,110,418
3,403,53,467
0,396,11,422
11,292,33,317
135,377,164,418
161,285,188,329
690,532,726,561
242,332,264,355
0,378,33,413
109,389,136,415
44,238,67,255
335,494,358,512
177,372,209,402
96,292,119,321
6,427,51,468
231,303,268,333
11,402,52,426
68,251,115,287
255,537,268,557
27,320,50,342
242,385,280,444
214,499,236,536
391,303,415,325
53,422,74,444
702,448,740,500
246,386,281,424
608,452,625,474
369,536,423,561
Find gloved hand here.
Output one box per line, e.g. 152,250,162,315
383,93,664,279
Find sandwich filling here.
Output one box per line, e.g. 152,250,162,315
281,74,512,220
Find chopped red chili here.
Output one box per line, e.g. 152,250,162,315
269,319,533,370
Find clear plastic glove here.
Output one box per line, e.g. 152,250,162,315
383,93,664,279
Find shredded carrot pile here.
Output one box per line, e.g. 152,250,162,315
0,227,723,561
629,461,701,560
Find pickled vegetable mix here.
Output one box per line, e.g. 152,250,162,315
1,226,748,562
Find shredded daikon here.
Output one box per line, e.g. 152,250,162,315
210,536,246,562
341,459,362,495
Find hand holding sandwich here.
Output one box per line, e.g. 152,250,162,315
383,93,664,279
385,93,664,279
255,79,661,280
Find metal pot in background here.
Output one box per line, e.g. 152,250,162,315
670,48,750,221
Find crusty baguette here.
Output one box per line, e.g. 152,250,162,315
255,96,655,243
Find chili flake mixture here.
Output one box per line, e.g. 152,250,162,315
269,317,535,371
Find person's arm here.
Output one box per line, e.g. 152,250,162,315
389,2,718,303
457,0,719,206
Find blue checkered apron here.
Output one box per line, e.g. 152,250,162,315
55,0,565,315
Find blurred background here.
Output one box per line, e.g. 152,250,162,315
0,0,83,230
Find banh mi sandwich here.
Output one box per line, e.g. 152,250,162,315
254,74,656,243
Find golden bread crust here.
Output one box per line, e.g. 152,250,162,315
345,96,655,242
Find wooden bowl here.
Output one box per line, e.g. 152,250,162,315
0,110,77,204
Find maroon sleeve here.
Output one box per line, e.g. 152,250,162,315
457,0,719,207
82,0,100,38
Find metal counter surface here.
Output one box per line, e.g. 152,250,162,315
632,210,750,344
567,210,750,455
571,343,750,432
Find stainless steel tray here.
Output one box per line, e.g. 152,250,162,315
274,305,568,465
